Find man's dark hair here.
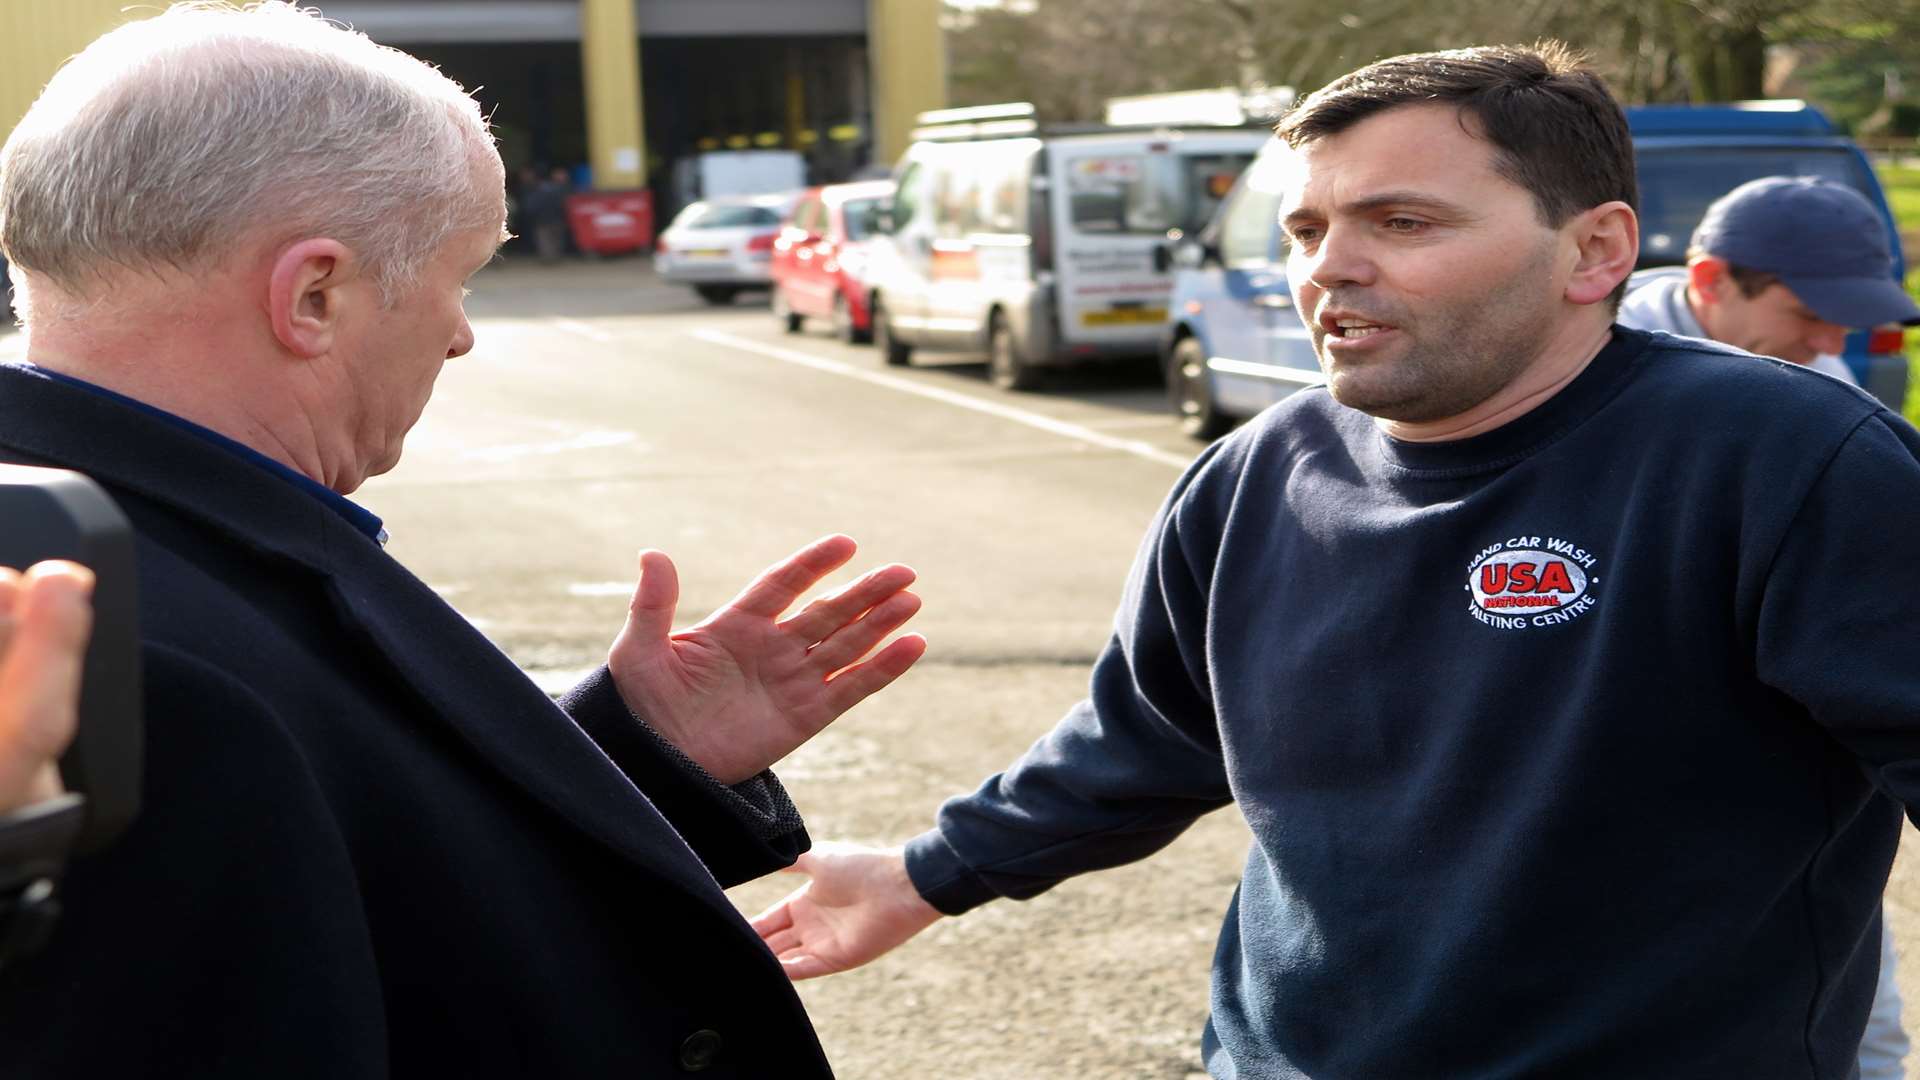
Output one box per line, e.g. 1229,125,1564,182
1277,43,1637,285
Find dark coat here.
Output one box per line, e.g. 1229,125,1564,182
0,365,833,1079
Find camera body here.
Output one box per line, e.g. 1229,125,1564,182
0,465,140,854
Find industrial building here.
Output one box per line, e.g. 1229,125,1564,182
1,0,946,209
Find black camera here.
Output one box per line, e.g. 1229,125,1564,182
0,466,141,964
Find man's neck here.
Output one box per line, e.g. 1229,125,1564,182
23,317,341,490
1378,322,1614,443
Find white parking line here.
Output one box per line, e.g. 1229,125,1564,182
549,317,614,343
688,329,1192,470
459,429,639,464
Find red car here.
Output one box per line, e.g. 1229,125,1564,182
769,179,893,343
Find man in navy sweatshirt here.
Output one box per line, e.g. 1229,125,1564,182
754,43,1920,1078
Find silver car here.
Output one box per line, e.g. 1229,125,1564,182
654,193,796,306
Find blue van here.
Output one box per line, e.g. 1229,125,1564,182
1162,101,1910,438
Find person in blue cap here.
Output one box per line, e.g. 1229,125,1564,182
1619,175,1920,386
1620,173,1920,1080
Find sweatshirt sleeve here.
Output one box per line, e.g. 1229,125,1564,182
1754,411,1920,809
907,443,1239,915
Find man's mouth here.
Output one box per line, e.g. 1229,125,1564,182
1321,315,1393,340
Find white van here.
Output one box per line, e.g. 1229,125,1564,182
864,107,1270,389
669,150,806,213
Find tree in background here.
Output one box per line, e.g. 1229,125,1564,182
944,0,1908,128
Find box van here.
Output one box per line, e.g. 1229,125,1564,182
864,105,1269,389
1161,100,1910,438
669,150,806,214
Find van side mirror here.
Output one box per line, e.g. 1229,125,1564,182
1173,238,1213,270
873,199,897,235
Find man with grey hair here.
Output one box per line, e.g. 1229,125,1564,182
0,4,922,1076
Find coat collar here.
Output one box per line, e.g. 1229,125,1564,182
0,365,732,906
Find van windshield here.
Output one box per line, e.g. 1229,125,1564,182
1635,147,1880,266
1067,151,1254,237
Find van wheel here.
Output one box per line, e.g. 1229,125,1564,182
874,299,911,366
1168,336,1230,439
987,312,1041,391
694,285,738,306
772,287,803,333
835,293,870,344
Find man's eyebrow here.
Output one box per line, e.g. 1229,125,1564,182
1283,191,1476,226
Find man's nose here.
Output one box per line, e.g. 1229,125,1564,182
1806,320,1849,358
1303,225,1376,289
448,316,476,359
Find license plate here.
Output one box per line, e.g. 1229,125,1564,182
685,248,728,259
1081,307,1167,326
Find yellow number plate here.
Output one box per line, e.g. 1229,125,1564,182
1081,307,1168,326
685,248,728,259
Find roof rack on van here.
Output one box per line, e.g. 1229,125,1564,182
910,103,1041,142
910,97,1282,143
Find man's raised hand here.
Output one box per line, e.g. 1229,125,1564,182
607,535,926,784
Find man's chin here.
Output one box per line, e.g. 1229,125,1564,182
1324,371,1425,421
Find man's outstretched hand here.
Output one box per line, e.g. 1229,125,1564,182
607,535,926,784
751,841,943,979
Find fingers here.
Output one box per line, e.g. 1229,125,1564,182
616,549,680,649
781,563,916,645
0,562,94,812
776,952,839,981
726,535,857,620
823,634,928,715
760,927,802,956
749,896,797,938
0,564,23,645
806,591,922,675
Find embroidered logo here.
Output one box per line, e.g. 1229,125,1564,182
1465,536,1600,631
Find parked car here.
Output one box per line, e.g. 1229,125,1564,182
864,104,1267,390
1161,99,1910,439
770,179,894,342
653,193,796,305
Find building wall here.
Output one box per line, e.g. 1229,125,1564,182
0,0,943,187
0,3,152,141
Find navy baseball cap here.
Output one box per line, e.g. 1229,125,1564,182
1691,175,1920,328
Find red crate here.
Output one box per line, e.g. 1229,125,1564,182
564,190,654,255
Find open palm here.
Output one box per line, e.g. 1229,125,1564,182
607,535,925,784
751,842,943,979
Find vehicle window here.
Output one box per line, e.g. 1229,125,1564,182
935,167,981,240
971,143,1031,235
686,205,783,229
890,162,928,231
1635,148,1876,266
1067,155,1154,234
1065,151,1254,237
842,198,880,241
1179,153,1256,236
1213,146,1287,267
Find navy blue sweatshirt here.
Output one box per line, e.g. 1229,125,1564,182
906,328,1920,1078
